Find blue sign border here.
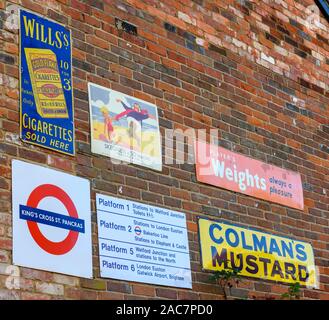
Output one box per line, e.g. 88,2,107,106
315,0,329,21
19,9,75,155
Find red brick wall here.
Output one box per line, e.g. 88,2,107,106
1,0,329,300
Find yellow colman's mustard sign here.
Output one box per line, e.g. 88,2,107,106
198,218,317,287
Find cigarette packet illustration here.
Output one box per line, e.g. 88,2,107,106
24,48,69,118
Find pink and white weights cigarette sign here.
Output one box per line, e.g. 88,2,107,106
195,140,304,210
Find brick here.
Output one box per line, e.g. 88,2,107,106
133,72,154,86
107,281,131,294
98,291,124,300
178,290,199,300
65,287,81,300
133,284,155,297
155,81,176,94
0,53,15,65
149,183,170,195
89,0,104,10
161,74,181,87
86,35,109,50
146,42,167,57
80,289,98,300
120,76,142,90
0,250,10,263
95,49,118,63
168,51,186,64
142,191,163,203
72,58,94,73
156,288,178,299
35,282,64,296
52,274,79,286
119,57,139,71
21,292,52,300
81,279,106,290
254,283,271,292
0,289,20,300
93,180,117,193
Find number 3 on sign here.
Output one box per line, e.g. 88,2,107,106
63,79,71,91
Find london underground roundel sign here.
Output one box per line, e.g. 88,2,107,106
12,160,93,278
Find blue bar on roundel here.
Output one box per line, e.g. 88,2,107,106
19,204,85,233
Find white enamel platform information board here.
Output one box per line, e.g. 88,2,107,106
96,193,192,288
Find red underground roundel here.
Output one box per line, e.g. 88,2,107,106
26,184,79,255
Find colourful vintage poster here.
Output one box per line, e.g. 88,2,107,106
198,218,317,287
20,9,74,155
88,83,162,171
195,140,304,210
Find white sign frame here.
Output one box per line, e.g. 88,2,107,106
12,160,93,278
96,193,192,289
88,82,162,171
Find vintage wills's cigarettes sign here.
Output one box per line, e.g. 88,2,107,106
20,9,74,155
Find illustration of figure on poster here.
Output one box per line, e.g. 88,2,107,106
99,98,156,149
100,106,115,142
115,98,157,149
88,83,162,171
